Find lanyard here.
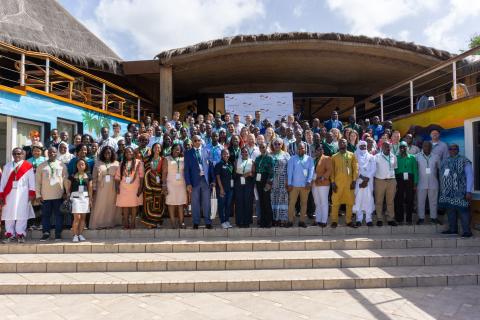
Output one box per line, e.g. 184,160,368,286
232,147,240,160
382,154,391,170
422,153,430,167
126,160,134,176
172,156,180,173
257,155,266,171
298,156,307,170
248,147,255,158
223,161,233,174
152,157,162,174
76,173,85,185
241,159,249,174
140,147,149,157
392,144,399,154
47,160,55,175
194,148,202,165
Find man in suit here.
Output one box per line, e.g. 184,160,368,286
184,135,215,229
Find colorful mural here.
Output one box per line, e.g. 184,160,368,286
0,89,132,138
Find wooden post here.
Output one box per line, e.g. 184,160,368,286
102,83,106,110
452,61,457,100
409,81,414,113
20,54,25,86
45,58,50,93
380,94,384,121
137,98,141,121
159,65,173,118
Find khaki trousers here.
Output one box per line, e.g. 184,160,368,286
374,178,396,222
288,187,309,222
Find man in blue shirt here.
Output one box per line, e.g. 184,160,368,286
206,131,223,166
368,116,384,141
323,111,343,131
287,142,314,228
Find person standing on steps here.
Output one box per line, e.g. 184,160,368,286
255,142,274,228
374,141,398,227
416,141,441,225
394,141,418,225
311,144,332,227
353,141,376,227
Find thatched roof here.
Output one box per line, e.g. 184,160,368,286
0,0,122,72
156,32,452,62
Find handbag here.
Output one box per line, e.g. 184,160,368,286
210,188,218,220
60,198,72,214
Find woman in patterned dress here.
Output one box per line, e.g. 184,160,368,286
270,137,290,226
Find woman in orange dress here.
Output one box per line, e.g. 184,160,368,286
115,147,144,229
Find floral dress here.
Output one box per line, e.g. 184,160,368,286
270,151,290,221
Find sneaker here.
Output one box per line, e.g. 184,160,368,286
17,235,25,244
376,221,383,227
54,236,62,242
2,236,16,244
221,222,229,229
367,222,373,227
72,235,79,243
226,222,233,228
417,219,424,225
40,233,50,242
78,235,86,241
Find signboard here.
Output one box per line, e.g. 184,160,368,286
224,92,293,121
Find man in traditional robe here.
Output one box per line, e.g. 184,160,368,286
352,141,376,226
330,139,358,228
0,147,36,243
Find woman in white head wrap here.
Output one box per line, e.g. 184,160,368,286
352,140,377,226
57,142,74,165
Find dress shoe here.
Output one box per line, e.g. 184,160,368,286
388,221,398,226
376,221,383,227
193,224,199,229
330,222,337,228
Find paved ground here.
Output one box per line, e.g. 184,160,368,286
1,286,479,320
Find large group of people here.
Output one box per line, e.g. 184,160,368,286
0,109,474,243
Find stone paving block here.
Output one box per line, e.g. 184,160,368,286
279,241,305,251
275,228,299,237
0,246,10,254
305,240,331,250
397,256,425,266
226,242,253,252
84,229,106,239
45,262,75,273
382,239,407,249
331,240,356,250
299,227,323,236
63,244,92,254
432,238,457,248
107,261,138,272
323,227,346,236
195,281,227,292
199,243,227,252
27,284,61,294
16,263,47,273
251,228,275,237
447,275,478,286
284,258,313,269
167,260,197,271
60,283,95,294
226,260,255,270
154,229,180,239
0,284,27,294
255,259,284,269
355,278,386,289
180,229,205,238
196,260,226,271
341,258,370,268
259,280,291,291
368,226,392,235
36,244,64,254
118,243,146,253
127,282,162,293
414,225,436,233
137,261,168,271
424,255,452,266
172,243,199,252
391,225,414,234
312,258,341,268
356,239,382,249
204,228,228,238
386,277,417,288
292,279,324,290
0,263,16,273
407,238,432,248
227,280,259,291
145,243,173,253
77,262,107,272
228,228,252,238
417,275,447,287
161,282,194,293
105,229,130,239
95,283,128,293
252,242,279,251
91,244,119,253
323,279,355,289
9,244,38,254
451,254,479,265
369,257,398,267
457,238,480,247
345,226,366,235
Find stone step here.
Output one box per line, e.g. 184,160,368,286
4,235,478,254
30,224,446,240
1,248,478,273
1,264,479,294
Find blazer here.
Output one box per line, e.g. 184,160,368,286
314,155,333,186
184,147,214,187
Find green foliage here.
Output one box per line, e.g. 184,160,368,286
82,111,112,137
469,33,480,49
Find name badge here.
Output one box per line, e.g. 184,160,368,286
78,185,85,193
425,168,431,175
230,179,234,188
125,177,132,184
346,167,350,176
105,175,111,183
256,173,261,182
156,176,161,184
389,170,395,177
444,168,450,177
312,173,317,180
374,135,378,140
303,169,308,177
403,172,409,180
240,177,246,185
12,181,18,189
49,176,59,186
199,164,204,176
175,173,181,181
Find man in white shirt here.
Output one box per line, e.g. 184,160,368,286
430,129,449,162
416,141,441,225
374,141,398,226
111,122,124,143
233,114,244,135
97,127,118,151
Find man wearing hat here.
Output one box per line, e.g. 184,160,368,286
394,141,418,224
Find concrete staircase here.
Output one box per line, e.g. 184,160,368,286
1,225,478,294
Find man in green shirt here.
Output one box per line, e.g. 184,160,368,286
394,141,418,224
321,132,338,157
255,143,274,228
345,115,363,137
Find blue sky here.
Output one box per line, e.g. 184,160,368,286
59,0,479,60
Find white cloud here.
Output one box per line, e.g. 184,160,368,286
424,0,480,52
293,4,303,17
88,0,265,59
398,30,410,41
326,0,438,37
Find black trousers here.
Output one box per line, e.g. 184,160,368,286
394,173,414,223
256,174,273,227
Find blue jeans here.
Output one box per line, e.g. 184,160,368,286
191,179,212,225
41,199,64,237
446,207,471,235
217,188,233,223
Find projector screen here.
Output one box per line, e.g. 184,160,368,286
224,92,293,122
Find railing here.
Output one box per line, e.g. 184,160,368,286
0,41,152,121
352,45,480,121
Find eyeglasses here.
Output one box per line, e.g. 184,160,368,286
448,147,458,151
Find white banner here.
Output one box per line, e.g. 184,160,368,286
224,92,293,122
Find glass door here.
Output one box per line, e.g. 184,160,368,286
12,118,45,152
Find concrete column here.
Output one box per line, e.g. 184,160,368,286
159,65,173,118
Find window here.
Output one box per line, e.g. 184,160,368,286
473,121,480,190
13,118,44,149
57,119,78,144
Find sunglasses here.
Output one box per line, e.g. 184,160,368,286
448,148,458,151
